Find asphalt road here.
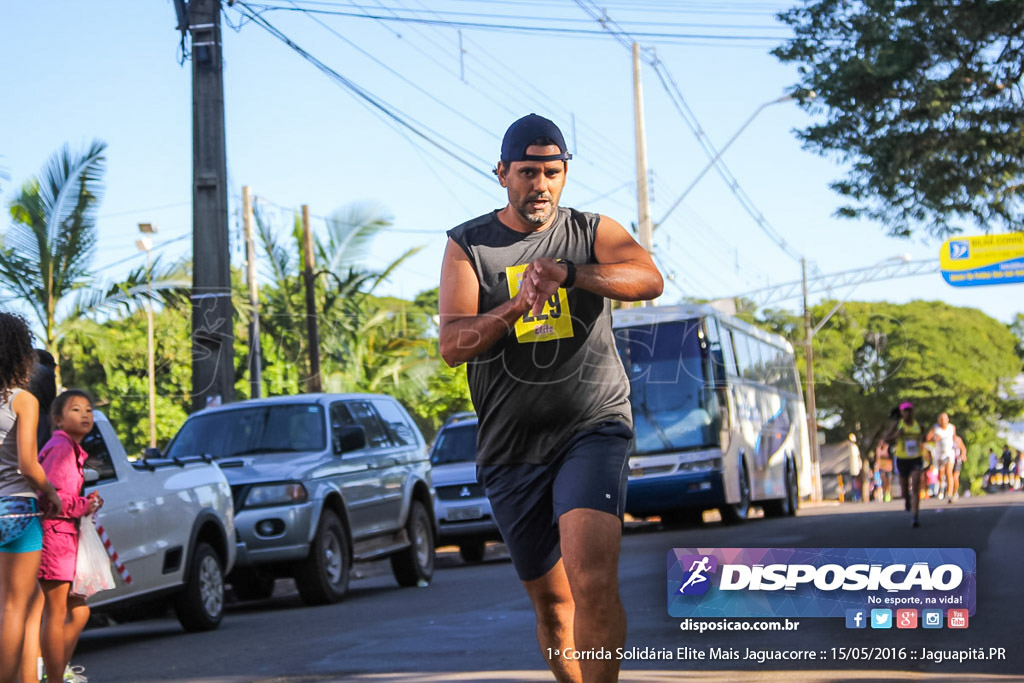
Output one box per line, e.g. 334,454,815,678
74,491,1024,682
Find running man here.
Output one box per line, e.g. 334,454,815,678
439,113,663,683
678,557,712,593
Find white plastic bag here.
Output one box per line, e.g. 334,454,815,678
72,513,116,598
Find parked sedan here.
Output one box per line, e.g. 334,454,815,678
430,413,501,563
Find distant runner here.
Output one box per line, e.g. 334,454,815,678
885,402,926,528
926,413,957,502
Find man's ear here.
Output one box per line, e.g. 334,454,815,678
496,161,508,188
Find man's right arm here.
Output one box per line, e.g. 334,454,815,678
439,238,532,367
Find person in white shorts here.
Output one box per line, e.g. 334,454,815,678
926,413,957,502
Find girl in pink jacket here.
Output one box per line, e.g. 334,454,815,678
37,390,103,683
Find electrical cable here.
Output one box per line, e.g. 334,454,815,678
233,1,497,184
246,3,787,42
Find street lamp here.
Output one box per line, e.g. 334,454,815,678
655,90,816,229
136,224,158,449
802,253,911,502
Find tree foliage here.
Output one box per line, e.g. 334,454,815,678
774,1,1024,238
0,141,106,365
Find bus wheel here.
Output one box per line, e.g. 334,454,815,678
764,457,798,518
721,463,751,524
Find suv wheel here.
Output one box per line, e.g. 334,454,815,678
391,500,435,586
296,510,351,605
174,542,225,632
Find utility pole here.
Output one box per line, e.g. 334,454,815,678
242,186,262,398
631,43,653,259
301,205,322,393
802,258,822,502
186,0,234,411
631,43,654,308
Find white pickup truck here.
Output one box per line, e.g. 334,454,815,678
79,411,235,631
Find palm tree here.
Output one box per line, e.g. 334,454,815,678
0,140,106,376
252,200,427,397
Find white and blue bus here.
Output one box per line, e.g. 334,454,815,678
613,304,811,525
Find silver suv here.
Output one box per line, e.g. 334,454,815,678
430,413,501,563
164,393,435,605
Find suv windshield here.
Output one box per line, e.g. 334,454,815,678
431,423,477,466
166,404,326,459
615,319,720,455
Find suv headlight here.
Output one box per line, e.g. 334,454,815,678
244,483,308,508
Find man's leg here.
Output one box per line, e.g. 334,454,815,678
559,508,625,683
522,560,580,683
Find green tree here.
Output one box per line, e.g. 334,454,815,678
61,295,193,457
773,2,1024,238
0,141,106,371
248,201,448,418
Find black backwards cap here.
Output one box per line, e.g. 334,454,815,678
500,113,573,164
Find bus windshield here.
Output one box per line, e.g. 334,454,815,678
615,319,720,455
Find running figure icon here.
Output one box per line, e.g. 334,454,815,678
679,556,712,593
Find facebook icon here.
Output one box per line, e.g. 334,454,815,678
845,609,867,629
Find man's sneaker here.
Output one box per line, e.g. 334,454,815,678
912,517,920,529
63,665,87,683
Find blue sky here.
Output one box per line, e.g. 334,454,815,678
1,0,1018,326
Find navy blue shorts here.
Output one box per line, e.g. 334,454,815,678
896,457,924,479
477,420,633,582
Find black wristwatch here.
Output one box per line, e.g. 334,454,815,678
557,258,576,288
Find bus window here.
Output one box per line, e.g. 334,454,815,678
704,316,736,382
732,332,754,381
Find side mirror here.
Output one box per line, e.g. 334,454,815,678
83,468,100,483
333,425,366,454
143,447,161,460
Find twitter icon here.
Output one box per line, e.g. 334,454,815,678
870,609,892,629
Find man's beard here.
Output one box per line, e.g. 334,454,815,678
516,194,555,225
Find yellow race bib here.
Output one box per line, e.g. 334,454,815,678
506,263,574,344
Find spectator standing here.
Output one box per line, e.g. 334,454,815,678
37,390,103,683
27,350,57,450
1001,445,1014,489
0,312,62,683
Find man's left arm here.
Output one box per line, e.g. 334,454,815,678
523,215,663,314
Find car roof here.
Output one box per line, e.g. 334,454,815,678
188,393,397,417
441,412,477,428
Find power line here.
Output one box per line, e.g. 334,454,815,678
572,0,806,267
281,0,790,31
246,3,787,42
233,1,497,184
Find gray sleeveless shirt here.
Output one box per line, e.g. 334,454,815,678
0,389,34,496
447,207,631,466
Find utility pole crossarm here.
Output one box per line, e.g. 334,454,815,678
730,258,940,309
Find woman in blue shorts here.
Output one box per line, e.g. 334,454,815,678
0,312,62,683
